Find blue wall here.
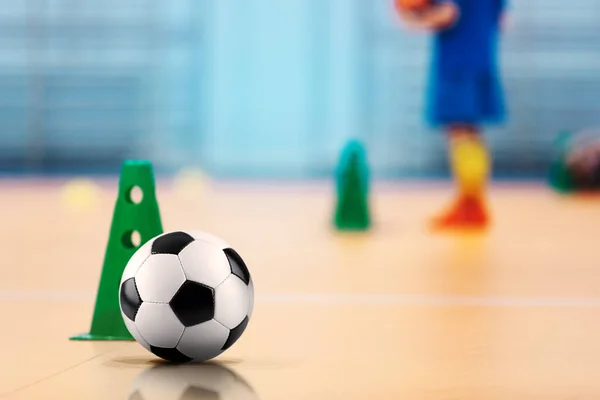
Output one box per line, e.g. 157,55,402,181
0,0,598,178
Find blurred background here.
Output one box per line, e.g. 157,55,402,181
0,0,598,179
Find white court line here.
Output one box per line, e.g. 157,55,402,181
2,291,600,308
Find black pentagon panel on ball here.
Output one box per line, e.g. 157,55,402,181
120,278,142,321
221,316,249,351
150,346,193,363
151,231,195,255
170,281,215,327
182,387,219,400
223,248,251,285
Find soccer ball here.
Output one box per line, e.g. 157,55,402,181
565,130,600,190
129,362,258,400
119,230,254,363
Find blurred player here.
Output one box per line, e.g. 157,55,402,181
397,0,508,230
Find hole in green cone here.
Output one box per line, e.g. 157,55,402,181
126,186,143,204
122,230,141,249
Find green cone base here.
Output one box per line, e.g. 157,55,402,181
70,333,135,341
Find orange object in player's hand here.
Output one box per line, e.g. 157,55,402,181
395,0,430,12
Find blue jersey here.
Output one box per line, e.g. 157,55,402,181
426,0,508,126
432,0,506,71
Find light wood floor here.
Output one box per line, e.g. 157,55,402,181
2,178,600,399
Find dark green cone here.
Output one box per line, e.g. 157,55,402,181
333,139,371,231
71,160,163,341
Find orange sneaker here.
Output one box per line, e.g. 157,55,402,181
429,195,490,231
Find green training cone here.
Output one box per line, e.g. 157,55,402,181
71,160,163,341
548,131,575,193
333,139,371,231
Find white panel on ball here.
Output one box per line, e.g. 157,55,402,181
188,230,231,249
178,240,232,288
247,279,255,318
123,317,151,351
135,254,186,303
177,319,230,361
135,303,185,348
120,240,153,283
214,275,250,329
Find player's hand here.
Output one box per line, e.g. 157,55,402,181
398,2,459,32
424,2,459,31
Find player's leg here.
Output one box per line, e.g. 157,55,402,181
429,124,491,230
448,125,491,199
426,63,505,230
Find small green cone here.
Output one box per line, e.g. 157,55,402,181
71,160,164,341
549,131,575,193
333,139,371,231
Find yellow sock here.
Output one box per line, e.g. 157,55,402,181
449,136,490,198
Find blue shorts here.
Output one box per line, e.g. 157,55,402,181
426,68,506,127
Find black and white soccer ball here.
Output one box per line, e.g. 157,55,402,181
129,362,258,400
565,131,600,189
119,230,254,363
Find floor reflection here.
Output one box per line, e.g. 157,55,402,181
128,362,259,400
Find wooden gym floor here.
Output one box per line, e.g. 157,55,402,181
1,178,600,399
